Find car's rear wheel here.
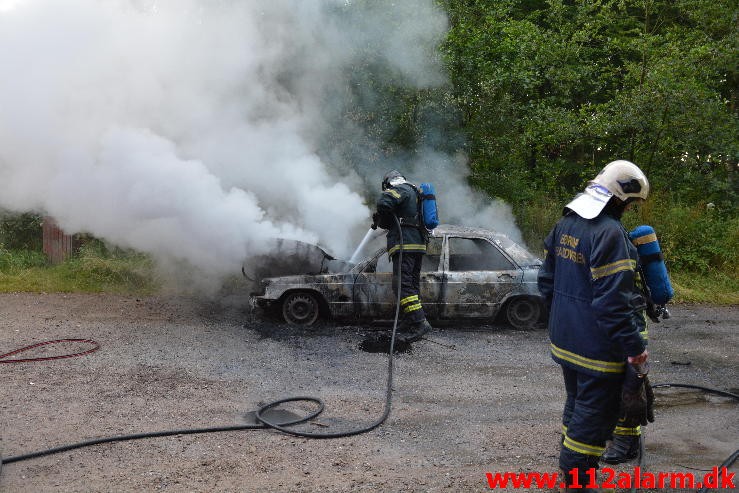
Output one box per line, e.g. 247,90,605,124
506,297,541,330
282,292,320,326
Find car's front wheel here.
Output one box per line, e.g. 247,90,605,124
281,292,321,326
505,297,541,330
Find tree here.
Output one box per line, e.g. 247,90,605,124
440,0,737,208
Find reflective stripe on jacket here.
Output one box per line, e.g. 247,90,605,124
376,183,426,257
537,211,645,379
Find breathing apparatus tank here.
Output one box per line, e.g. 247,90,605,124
418,183,439,230
629,225,674,305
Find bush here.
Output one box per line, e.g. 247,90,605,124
0,248,48,273
626,197,738,277
512,196,564,253
52,242,156,293
0,212,43,251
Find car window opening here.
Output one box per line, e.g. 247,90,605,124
448,237,515,271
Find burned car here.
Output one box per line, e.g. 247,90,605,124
250,225,545,329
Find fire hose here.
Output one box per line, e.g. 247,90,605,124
626,383,739,493
0,339,100,363
0,214,407,477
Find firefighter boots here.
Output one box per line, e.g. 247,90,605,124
402,319,432,342
601,434,639,464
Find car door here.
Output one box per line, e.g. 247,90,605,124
441,236,522,319
352,236,444,320
418,236,444,319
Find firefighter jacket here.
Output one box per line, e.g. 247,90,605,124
537,210,646,379
376,182,427,258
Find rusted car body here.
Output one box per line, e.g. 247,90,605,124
251,225,545,329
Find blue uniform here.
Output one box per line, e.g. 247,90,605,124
538,210,646,474
376,182,427,325
376,183,427,257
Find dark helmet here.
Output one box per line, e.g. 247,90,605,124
381,170,405,190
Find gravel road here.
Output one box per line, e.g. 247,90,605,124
0,293,736,492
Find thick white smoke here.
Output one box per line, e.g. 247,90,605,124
407,150,524,244
0,0,521,279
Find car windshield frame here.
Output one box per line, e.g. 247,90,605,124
491,234,542,268
352,248,386,274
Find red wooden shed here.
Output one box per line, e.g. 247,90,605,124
42,217,73,264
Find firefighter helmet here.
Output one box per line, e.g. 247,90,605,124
591,160,649,202
566,160,649,219
381,170,405,190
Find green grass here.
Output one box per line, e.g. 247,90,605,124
670,270,739,305
0,245,158,294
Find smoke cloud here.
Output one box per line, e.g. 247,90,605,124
0,0,521,280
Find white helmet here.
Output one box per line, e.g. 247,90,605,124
591,160,649,202
566,160,649,219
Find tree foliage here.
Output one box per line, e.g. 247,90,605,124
440,0,737,209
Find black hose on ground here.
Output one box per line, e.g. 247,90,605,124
642,383,739,493
697,449,739,493
0,215,406,473
1,419,306,465
651,383,739,400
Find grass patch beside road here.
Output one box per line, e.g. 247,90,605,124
671,271,739,305
0,245,157,294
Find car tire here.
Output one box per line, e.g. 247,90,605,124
505,297,541,330
282,292,321,326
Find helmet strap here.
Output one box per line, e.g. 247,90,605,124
603,197,628,219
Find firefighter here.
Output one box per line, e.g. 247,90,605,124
372,170,432,342
537,160,653,491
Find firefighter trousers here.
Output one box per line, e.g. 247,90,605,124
391,251,426,325
560,365,624,474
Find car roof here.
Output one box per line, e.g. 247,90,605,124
432,224,526,247
431,224,541,266
432,224,508,239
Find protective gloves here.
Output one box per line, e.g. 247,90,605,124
620,367,655,427
372,212,394,230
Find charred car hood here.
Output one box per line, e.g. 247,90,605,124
243,238,352,281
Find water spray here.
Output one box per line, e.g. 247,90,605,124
349,228,380,264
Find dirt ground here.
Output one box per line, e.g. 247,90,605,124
0,293,736,492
